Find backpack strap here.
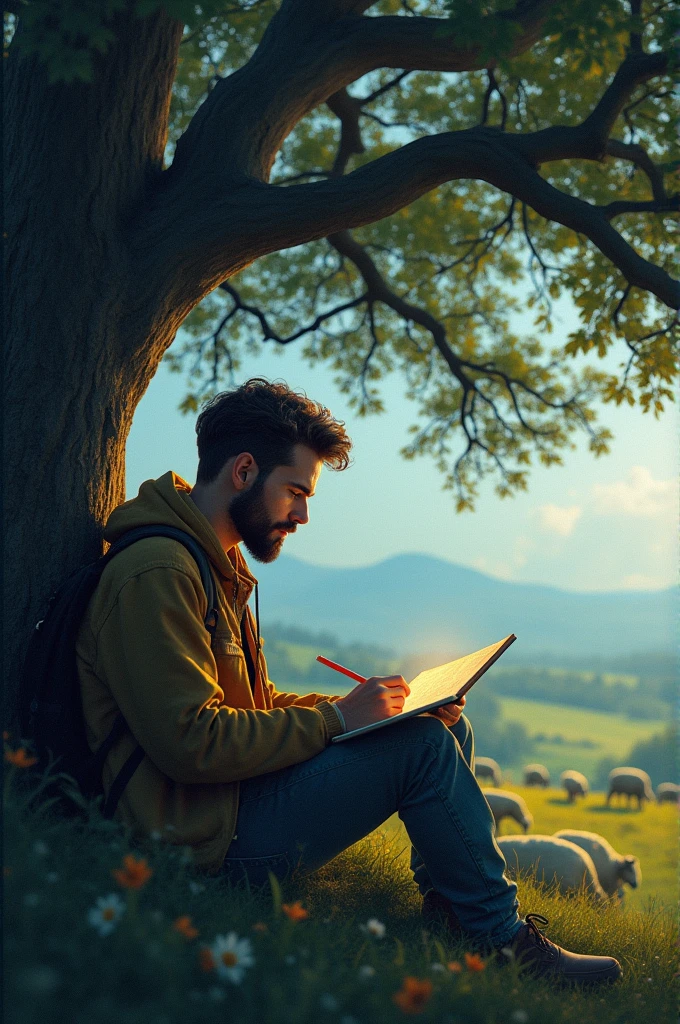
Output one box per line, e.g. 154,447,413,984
96,525,220,819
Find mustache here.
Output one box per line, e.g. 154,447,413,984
273,523,296,535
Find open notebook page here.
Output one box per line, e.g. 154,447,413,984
401,635,516,714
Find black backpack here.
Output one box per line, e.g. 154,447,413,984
18,525,219,819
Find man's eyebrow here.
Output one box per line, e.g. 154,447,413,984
287,480,315,497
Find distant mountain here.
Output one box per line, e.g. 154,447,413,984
252,552,676,660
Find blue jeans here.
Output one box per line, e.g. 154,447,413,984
221,713,522,948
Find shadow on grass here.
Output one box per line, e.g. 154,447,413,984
585,804,644,814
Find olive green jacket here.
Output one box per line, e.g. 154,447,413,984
76,471,343,872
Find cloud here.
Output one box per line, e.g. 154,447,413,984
593,466,676,518
472,536,534,580
535,504,582,536
618,573,671,591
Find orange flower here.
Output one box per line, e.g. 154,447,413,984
447,960,462,972
393,977,433,1014
112,853,153,889
464,952,486,972
281,901,308,921
4,748,38,768
252,922,268,933
173,915,199,940
198,946,215,972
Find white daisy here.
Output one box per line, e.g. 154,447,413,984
431,962,446,973
189,881,205,895
358,965,375,980
510,1012,528,1024
359,918,386,939
209,932,255,984
87,893,126,936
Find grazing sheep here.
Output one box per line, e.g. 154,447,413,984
554,829,641,899
524,763,550,788
607,767,655,809
560,769,589,803
497,835,606,900
474,757,502,787
483,789,534,834
656,782,680,804
498,835,607,900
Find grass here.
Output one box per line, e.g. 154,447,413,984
490,697,667,782
4,760,678,1024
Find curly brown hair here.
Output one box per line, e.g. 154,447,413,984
195,378,352,484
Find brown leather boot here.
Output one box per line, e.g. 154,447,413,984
421,889,463,937
502,913,622,985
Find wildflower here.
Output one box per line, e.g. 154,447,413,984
24,893,39,907
252,921,268,933
320,993,339,1011
282,900,308,921
358,965,376,980
4,748,38,768
32,840,49,857
430,963,446,973
393,976,433,1014
447,961,462,973
189,880,205,895
208,932,255,984
112,853,153,889
511,1012,529,1024
464,952,486,972
499,945,515,961
87,893,126,936
359,917,386,939
173,915,199,940
198,947,215,973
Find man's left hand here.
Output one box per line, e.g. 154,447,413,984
428,695,466,727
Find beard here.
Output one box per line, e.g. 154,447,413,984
228,477,294,564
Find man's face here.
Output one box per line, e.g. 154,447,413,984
229,444,322,563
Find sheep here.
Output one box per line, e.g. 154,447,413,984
560,769,589,803
497,835,606,901
483,789,534,834
524,763,550,788
554,829,641,899
607,767,655,809
656,782,680,804
474,756,502,787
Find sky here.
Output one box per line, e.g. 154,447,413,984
126,316,678,594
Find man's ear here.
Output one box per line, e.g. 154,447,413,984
231,452,258,490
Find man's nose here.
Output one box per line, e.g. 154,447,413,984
290,498,309,525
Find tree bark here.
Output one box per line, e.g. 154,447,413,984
3,10,184,724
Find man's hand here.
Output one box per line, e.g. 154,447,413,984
334,675,411,734
427,695,466,727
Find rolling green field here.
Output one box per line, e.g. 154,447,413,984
486,697,668,783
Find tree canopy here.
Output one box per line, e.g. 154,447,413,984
5,1,678,512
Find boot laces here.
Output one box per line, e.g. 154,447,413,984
523,913,557,959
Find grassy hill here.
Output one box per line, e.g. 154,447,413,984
5,764,676,1024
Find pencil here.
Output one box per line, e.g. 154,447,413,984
316,655,367,684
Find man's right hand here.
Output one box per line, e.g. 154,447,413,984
334,675,411,734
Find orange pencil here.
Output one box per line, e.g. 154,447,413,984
316,655,367,684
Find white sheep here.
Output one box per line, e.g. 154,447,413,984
524,763,550,788
560,769,589,803
474,756,502,787
483,789,534,834
497,835,606,901
656,782,680,804
607,767,655,809
554,829,641,899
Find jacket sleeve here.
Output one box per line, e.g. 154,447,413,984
92,565,343,785
265,679,344,709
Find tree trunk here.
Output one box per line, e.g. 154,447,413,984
3,11,184,725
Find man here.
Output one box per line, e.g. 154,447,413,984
77,377,621,984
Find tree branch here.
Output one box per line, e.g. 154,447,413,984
606,138,668,202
